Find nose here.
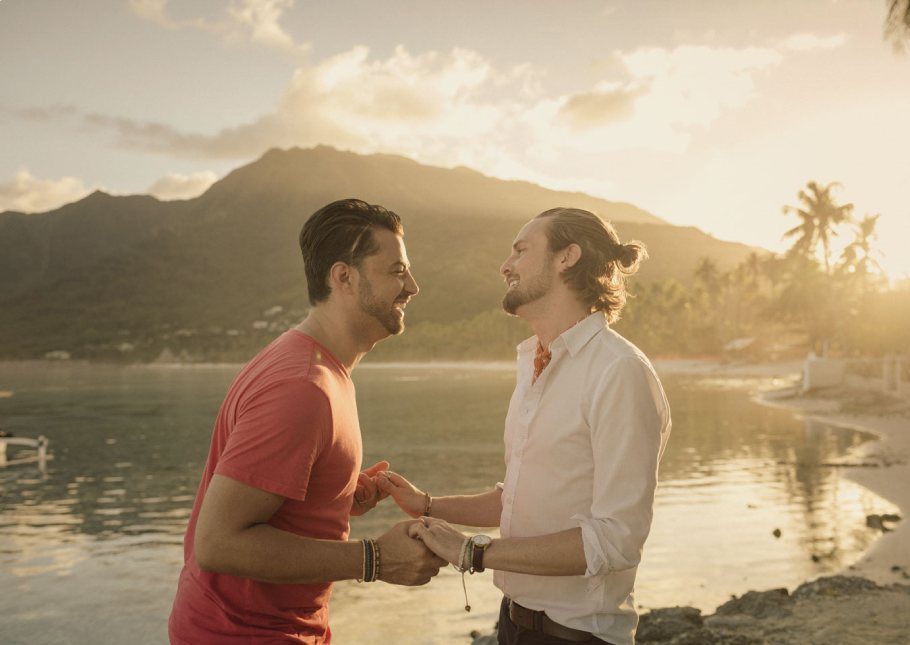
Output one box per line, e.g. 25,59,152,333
500,257,512,277
404,269,419,297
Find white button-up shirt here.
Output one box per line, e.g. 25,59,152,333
494,311,671,645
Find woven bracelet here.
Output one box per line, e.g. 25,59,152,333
370,538,380,582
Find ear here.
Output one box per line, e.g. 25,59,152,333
328,261,356,295
558,244,582,272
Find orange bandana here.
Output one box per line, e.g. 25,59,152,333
532,341,551,384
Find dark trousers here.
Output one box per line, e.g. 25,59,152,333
497,598,610,645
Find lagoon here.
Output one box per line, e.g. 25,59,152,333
0,361,897,644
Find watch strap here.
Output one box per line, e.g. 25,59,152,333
471,538,487,572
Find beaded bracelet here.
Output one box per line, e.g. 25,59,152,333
370,538,381,582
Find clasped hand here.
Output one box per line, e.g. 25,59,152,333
375,470,469,568
352,466,469,569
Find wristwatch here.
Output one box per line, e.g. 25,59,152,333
470,534,493,573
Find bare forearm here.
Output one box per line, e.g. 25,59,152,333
429,488,502,527
196,523,363,584
484,527,587,576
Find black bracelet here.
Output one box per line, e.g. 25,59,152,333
361,538,375,582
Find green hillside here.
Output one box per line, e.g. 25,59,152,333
0,146,758,361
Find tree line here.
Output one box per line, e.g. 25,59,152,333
615,181,907,360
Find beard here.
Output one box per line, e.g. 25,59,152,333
358,277,405,335
502,265,554,315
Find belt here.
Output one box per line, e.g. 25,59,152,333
507,599,596,642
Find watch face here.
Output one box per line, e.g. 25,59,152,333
472,534,492,548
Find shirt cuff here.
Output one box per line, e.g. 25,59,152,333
572,514,607,578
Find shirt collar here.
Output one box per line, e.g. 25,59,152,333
516,310,606,357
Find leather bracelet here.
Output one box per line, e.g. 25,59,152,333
423,491,432,517
359,538,379,582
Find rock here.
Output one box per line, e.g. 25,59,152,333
792,575,881,600
715,587,790,619
636,606,703,642
865,513,899,532
866,514,884,530
772,528,782,538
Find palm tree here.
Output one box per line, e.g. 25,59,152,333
886,0,910,49
839,214,884,280
782,181,854,275
693,257,720,290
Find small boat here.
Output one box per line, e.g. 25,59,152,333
0,432,52,468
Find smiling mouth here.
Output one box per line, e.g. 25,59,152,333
506,278,520,289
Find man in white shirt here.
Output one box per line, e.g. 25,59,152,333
378,207,671,645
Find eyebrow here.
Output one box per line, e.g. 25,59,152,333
512,239,527,250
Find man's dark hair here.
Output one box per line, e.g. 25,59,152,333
535,207,647,323
299,199,403,305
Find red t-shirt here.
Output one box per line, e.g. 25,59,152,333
169,331,362,644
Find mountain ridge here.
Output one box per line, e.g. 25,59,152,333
0,145,759,360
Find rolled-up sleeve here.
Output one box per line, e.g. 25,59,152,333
574,356,671,577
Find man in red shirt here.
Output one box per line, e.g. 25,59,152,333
168,199,445,644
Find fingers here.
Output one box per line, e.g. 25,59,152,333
375,473,394,493
419,516,450,530
361,460,391,477
355,472,378,503
384,471,413,489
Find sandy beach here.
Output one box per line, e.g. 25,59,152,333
474,359,910,644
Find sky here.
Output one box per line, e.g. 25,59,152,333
1,0,908,278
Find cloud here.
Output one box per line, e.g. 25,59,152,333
617,45,783,128
146,171,218,200
129,0,172,27
10,104,80,121
557,83,646,130
0,169,95,214
782,33,850,52
17,40,791,194
74,45,529,167
226,0,296,50
129,0,306,54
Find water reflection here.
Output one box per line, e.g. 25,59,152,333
0,362,900,644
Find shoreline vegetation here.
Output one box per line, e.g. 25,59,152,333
469,359,910,645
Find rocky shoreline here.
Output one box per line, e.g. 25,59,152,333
635,575,910,644
471,576,910,644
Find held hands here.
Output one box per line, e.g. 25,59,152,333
376,520,448,586
374,471,428,518
350,461,391,516
408,517,469,568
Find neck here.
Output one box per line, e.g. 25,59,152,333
520,293,591,349
294,306,378,371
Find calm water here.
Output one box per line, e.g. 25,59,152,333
0,361,897,644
